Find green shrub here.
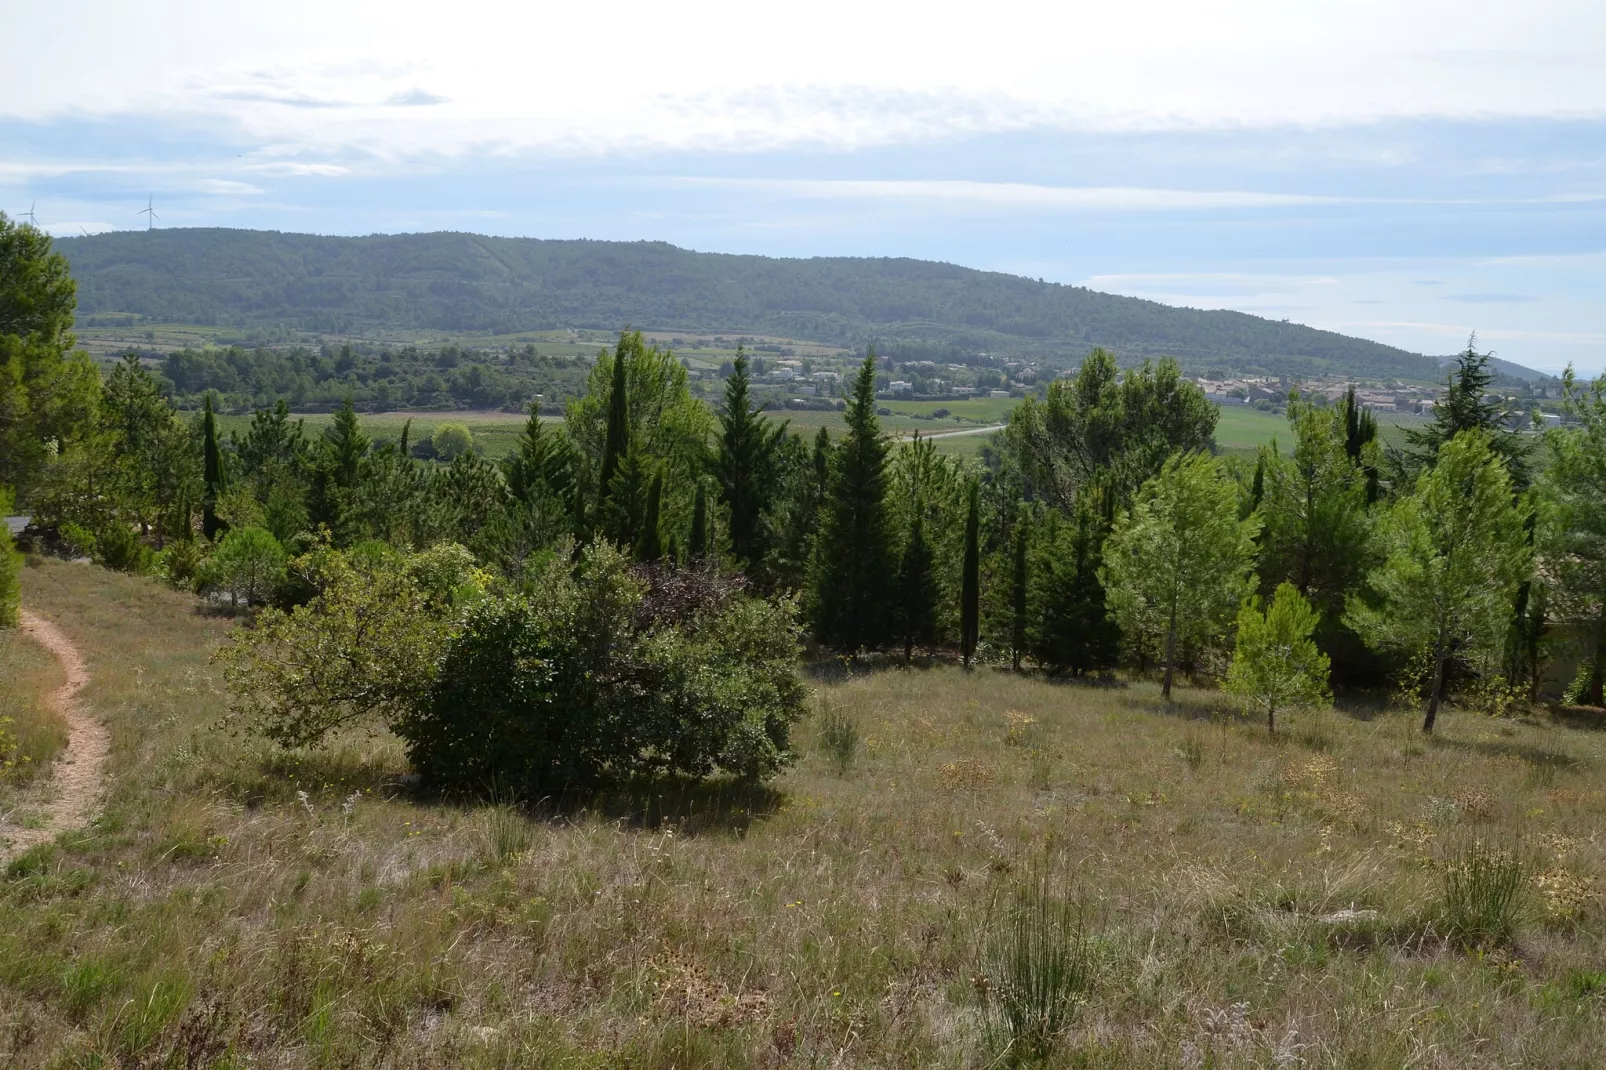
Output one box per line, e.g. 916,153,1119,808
94,520,149,573
0,485,19,628
397,543,806,794
158,537,205,591
980,872,1094,1064
431,423,474,461
1438,837,1530,948
59,520,96,558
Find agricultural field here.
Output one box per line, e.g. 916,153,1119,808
4,559,1605,1067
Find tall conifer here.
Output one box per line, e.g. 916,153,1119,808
714,348,786,571
598,341,631,506
1010,518,1028,671
809,353,894,652
202,392,225,541
960,480,980,667
689,482,708,560
635,470,664,562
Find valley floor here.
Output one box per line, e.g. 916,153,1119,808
3,559,1604,1067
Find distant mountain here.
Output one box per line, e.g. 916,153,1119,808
1434,352,1556,385
57,227,1499,381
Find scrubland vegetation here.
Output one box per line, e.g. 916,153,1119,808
2,560,1605,1067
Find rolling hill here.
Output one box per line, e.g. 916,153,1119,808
60,228,1463,380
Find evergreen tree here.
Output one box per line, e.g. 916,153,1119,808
809,353,895,652
598,340,631,505
689,481,708,560
0,485,19,628
894,512,939,663
1546,368,1606,704
1400,338,1529,486
600,448,650,549
1010,518,1028,671
310,398,369,539
1340,385,1380,502
960,480,980,667
201,392,225,541
812,426,832,494
1225,583,1332,734
1102,453,1260,701
635,469,664,562
713,348,787,572
1030,489,1120,676
1347,431,1531,732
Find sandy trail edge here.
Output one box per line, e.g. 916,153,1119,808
1,610,104,862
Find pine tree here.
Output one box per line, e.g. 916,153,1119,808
598,341,631,506
960,480,980,667
689,481,708,560
895,512,939,663
635,469,664,562
1010,518,1028,671
1226,583,1332,733
809,353,895,652
600,448,649,549
1401,338,1528,486
201,392,225,542
309,397,369,539
1030,490,1120,677
714,348,787,572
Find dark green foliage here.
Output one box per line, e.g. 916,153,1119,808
201,393,225,541
1340,385,1380,503
502,402,575,511
1030,498,1120,677
61,228,1452,380
434,451,508,551
810,355,895,652
1400,339,1530,487
1010,519,1028,672
309,398,370,539
713,349,787,572
398,545,807,794
894,513,939,663
600,449,650,550
689,482,708,560
1007,348,1218,510
598,339,631,504
961,481,980,666
635,470,664,562
0,485,19,627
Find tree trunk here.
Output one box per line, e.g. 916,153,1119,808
1422,649,1445,733
1267,704,1276,734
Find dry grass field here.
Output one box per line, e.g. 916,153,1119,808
0,603,69,812
3,558,1605,1067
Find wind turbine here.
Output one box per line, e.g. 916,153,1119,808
19,201,38,227
138,196,159,231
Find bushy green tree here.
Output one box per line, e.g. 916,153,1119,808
1102,452,1259,700
1545,369,1606,704
1007,349,1217,509
0,213,101,502
1225,583,1332,733
1347,431,1531,732
810,354,895,652
204,526,287,607
430,422,474,461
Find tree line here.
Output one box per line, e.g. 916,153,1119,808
6,215,1606,792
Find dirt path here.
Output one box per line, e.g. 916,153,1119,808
0,611,105,862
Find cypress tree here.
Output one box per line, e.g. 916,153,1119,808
1341,385,1380,503
809,353,894,652
201,392,225,542
601,448,649,548
961,480,980,667
689,482,708,560
598,341,631,506
895,512,939,664
1010,518,1028,671
714,348,787,571
812,426,831,495
635,469,664,562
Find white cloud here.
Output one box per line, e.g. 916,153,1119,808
669,178,1345,210
197,179,266,195
2,0,1603,159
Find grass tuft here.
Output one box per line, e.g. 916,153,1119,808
1438,835,1530,948
978,869,1093,1064
816,694,861,776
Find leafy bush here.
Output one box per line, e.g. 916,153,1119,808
0,485,19,628
431,423,474,460
94,520,148,573
157,538,205,591
397,545,806,794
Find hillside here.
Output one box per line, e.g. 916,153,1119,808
59,228,1447,380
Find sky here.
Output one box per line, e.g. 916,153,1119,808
3,0,1604,374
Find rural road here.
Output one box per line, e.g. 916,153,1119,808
0,612,104,863
913,424,1006,440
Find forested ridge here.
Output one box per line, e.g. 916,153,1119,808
59,227,1444,380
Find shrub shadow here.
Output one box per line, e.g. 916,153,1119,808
1429,734,1591,773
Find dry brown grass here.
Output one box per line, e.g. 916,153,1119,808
0,595,68,808
3,558,1606,1067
